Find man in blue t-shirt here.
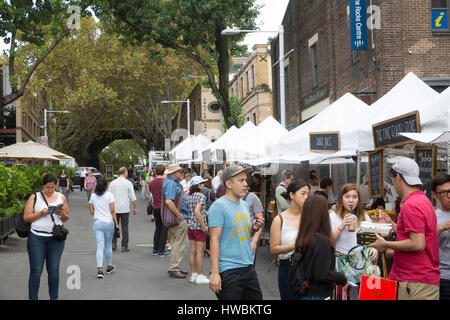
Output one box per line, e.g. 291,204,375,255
162,164,189,279
208,165,265,300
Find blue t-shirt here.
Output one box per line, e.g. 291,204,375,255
162,176,189,219
208,196,254,273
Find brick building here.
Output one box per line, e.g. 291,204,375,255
271,0,450,129
229,44,273,125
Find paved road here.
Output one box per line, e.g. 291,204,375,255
0,189,280,300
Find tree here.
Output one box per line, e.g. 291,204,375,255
0,1,90,108
99,139,146,173
92,0,260,128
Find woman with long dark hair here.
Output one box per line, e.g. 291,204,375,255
294,195,347,300
24,172,70,300
89,178,119,279
270,180,310,300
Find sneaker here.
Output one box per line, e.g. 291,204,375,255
195,274,210,284
122,247,129,252
97,271,104,279
106,265,115,274
158,251,170,257
112,244,117,251
152,249,158,256
190,273,198,283
167,244,172,251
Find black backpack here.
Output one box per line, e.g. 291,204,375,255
288,251,310,297
15,193,37,238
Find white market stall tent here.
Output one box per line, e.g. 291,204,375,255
358,72,440,152
274,93,370,164
201,125,239,164
169,135,211,163
179,134,212,164
226,121,258,162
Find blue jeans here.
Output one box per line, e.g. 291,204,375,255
27,232,65,300
93,219,114,268
278,259,302,300
440,278,450,300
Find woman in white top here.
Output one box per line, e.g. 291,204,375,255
329,183,377,300
89,178,120,279
23,173,70,300
270,180,310,300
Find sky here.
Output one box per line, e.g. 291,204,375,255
241,0,290,50
1,0,290,54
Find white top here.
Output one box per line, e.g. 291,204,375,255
31,192,64,237
80,170,87,178
279,218,299,260
180,179,191,194
329,211,372,255
212,175,221,192
108,177,136,213
89,192,115,223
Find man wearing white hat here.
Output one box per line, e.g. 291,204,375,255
370,156,440,300
162,164,189,279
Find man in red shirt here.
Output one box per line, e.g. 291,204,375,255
371,156,440,300
149,164,169,257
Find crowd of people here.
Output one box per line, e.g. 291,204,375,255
21,156,450,301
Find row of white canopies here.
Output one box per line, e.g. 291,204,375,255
169,72,450,166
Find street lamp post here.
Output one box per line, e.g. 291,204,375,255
221,26,286,128
41,109,70,137
161,99,191,137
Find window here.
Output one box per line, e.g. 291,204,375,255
246,71,249,94
208,103,221,113
253,113,257,124
432,0,449,31
311,43,319,87
250,65,255,90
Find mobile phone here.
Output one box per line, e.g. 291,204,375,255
56,203,64,210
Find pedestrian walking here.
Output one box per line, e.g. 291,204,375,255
270,180,310,300
243,186,264,263
23,173,70,300
275,169,295,214
139,167,149,199
84,170,97,202
208,165,264,300
89,178,120,279
80,167,87,191
149,164,169,257
431,174,450,300
163,164,189,279
370,157,440,300
187,176,210,284
212,170,223,193
293,195,348,300
108,167,137,252
180,172,192,194
56,169,70,200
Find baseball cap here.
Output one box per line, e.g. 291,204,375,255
222,165,252,183
191,176,208,186
388,156,422,186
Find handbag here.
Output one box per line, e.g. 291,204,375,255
359,253,397,300
41,192,69,242
336,245,380,284
161,182,184,227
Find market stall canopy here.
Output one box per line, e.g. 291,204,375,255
0,141,64,161
226,121,257,162
399,86,450,145
201,126,239,163
177,134,212,164
358,72,440,152
275,93,369,164
228,117,288,165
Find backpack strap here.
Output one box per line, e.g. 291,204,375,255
40,192,57,225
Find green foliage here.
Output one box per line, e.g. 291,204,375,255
99,140,146,175
224,95,245,129
0,163,74,217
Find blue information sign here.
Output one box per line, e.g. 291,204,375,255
349,0,368,50
432,10,448,30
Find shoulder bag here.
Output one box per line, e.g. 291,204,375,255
161,183,183,228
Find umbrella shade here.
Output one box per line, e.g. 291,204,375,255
0,141,61,161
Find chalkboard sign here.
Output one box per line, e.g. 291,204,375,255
309,131,341,153
372,111,420,149
415,146,437,201
368,150,384,198
106,164,114,179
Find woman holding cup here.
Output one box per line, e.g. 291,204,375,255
329,184,377,299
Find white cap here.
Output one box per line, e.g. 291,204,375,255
388,156,422,186
191,176,208,186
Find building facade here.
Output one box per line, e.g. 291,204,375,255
271,0,450,129
1,66,42,147
229,44,273,125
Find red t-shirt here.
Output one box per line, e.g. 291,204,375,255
388,190,440,285
148,177,165,209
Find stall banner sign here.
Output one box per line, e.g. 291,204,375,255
349,0,368,50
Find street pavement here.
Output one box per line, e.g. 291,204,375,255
0,189,280,300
